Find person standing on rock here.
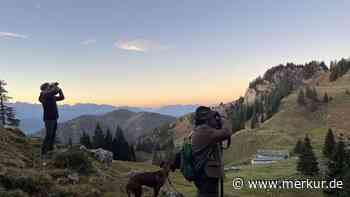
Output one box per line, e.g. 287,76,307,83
39,82,65,156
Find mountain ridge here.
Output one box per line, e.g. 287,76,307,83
11,102,197,134
36,109,177,144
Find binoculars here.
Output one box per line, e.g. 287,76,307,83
51,82,59,86
213,112,231,149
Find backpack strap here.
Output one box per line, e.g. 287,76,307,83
193,143,216,172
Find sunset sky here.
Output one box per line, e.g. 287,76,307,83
1,0,350,107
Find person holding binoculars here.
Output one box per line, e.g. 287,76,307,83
191,106,232,197
39,82,65,156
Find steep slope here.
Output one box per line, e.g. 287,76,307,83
0,128,37,169
37,109,176,144
324,72,350,137
223,90,328,164
0,127,186,197
224,70,350,164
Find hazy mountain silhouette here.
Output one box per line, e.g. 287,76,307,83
11,102,197,134
35,109,177,144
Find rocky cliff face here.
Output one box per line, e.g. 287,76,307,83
244,62,327,107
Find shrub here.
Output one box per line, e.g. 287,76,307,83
51,148,95,175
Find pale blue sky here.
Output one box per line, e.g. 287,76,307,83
1,0,350,106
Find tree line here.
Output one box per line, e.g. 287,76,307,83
297,86,331,112
330,58,350,82
80,124,136,161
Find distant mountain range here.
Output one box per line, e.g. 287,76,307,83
35,109,177,144
10,102,198,134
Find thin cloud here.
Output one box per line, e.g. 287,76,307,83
81,39,97,45
114,39,168,52
0,32,29,39
35,3,41,9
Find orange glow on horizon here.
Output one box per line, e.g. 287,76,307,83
12,86,245,108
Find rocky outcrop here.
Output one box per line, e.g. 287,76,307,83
244,62,327,107
81,146,113,166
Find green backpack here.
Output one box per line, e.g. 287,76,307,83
180,141,196,182
180,139,213,182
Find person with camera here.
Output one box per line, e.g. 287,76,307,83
191,106,232,197
39,82,65,156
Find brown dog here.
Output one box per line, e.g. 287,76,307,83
126,162,172,197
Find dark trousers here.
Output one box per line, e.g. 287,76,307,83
42,120,58,155
194,172,219,197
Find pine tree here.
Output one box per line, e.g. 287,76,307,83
80,132,92,149
0,80,20,127
103,128,113,151
230,109,241,132
312,87,319,102
294,139,304,155
250,112,258,129
112,126,132,161
0,80,10,126
330,138,346,177
271,90,282,114
297,135,319,176
68,137,73,147
297,89,306,106
305,86,319,102
323,92,329,103
111,136,120,160
323,128,335,158
329,68,338,81
93,124,105,149
6,106,20,127
305,86,313,100
325,137,347,195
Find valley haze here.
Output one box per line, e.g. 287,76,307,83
10,102,198,134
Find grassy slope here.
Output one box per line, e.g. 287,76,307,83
223,91,328,166
323,72,350,137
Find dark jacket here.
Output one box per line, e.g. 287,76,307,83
191,120,232,178
39,88,64,121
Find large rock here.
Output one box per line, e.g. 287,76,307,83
88,148,113,166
